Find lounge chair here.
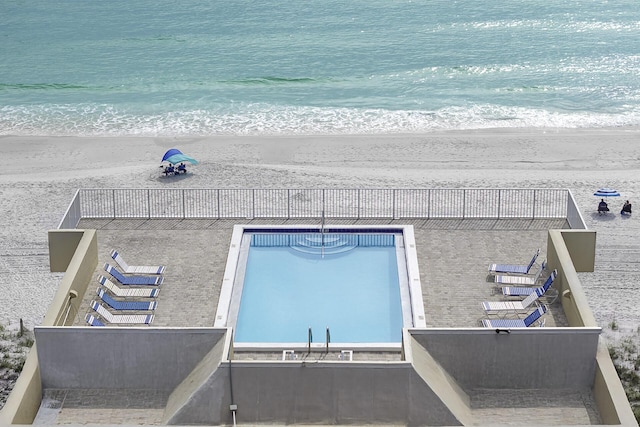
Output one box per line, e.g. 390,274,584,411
110,250,165,275
494,260,547,286
85,313,105,327
97,288,157,311
488,248,540,275
98,275,159,298
481,305,547,328
501,270,558,300
482,291,540,315
90,301,154,324
104,263,163,286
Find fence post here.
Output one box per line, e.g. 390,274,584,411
393,189,397,219
217,190,221,219
533,190,537,219
358,189,361,219
182,189,186,219
252,189,255,219
112,190,116,219
287,189,290,219
497,190,501,219
147,189,151,219
463,189,466,219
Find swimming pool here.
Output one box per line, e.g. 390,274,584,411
215,225,425,349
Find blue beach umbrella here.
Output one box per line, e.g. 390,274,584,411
593,188,620,197
161,148,199,165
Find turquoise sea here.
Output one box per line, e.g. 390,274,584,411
2,0,639,136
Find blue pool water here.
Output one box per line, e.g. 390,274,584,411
234,234,403,343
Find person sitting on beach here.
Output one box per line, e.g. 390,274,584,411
598,199,609,214
177,163,187,174
621,200,632,214
166,165,175,176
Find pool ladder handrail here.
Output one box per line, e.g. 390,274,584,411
326,326,330,353
307,326,331,354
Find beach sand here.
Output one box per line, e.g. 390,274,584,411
1,129,639,337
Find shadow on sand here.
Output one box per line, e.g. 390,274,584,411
155,172,194,183
590,211,617,222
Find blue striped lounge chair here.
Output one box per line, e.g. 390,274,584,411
104,263,163,286
90,301,154,324
482,305,547,328
482,291,540,316
85,313,105,327
110,250,165,275
501,270,557,300
97,288,157,311
98,275,159,298
494,260,547,285
488,248,540,275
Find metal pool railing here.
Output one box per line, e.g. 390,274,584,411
58,188,586,229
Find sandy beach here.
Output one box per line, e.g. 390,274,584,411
1,129,639,337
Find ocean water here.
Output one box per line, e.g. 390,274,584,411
2,0,639,136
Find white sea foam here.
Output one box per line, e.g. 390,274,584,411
2,104,640,137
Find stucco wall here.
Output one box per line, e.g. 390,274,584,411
35,328,227,390
558,229,596,272
547,229,598,328
411,328,601,389
44,230,97,327
166,361,462,426
546,229,637,425
594,341,638,426
0,229,98,425
48,229,86,273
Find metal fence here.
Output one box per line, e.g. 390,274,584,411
59,188,586,230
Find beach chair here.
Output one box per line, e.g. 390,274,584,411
494,260,547,286
482,291,540,316
501,270,558,301
488,248,540,275
481,305,547,328
85,313,105,327
97,288,157,311
110,249,165,274
104,263,163,286
90,301,154,324
98,275,159,298
598,200,610,215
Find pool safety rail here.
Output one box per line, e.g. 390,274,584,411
59,188,587,229
305,327,332,354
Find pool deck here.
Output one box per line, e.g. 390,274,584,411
57,217,599,426
73,217,569,329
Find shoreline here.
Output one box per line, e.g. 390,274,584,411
2,123,639,138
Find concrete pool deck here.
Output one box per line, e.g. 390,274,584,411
72,217,569,330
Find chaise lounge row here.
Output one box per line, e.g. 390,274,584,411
86,250,165,326
482,249,557,328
